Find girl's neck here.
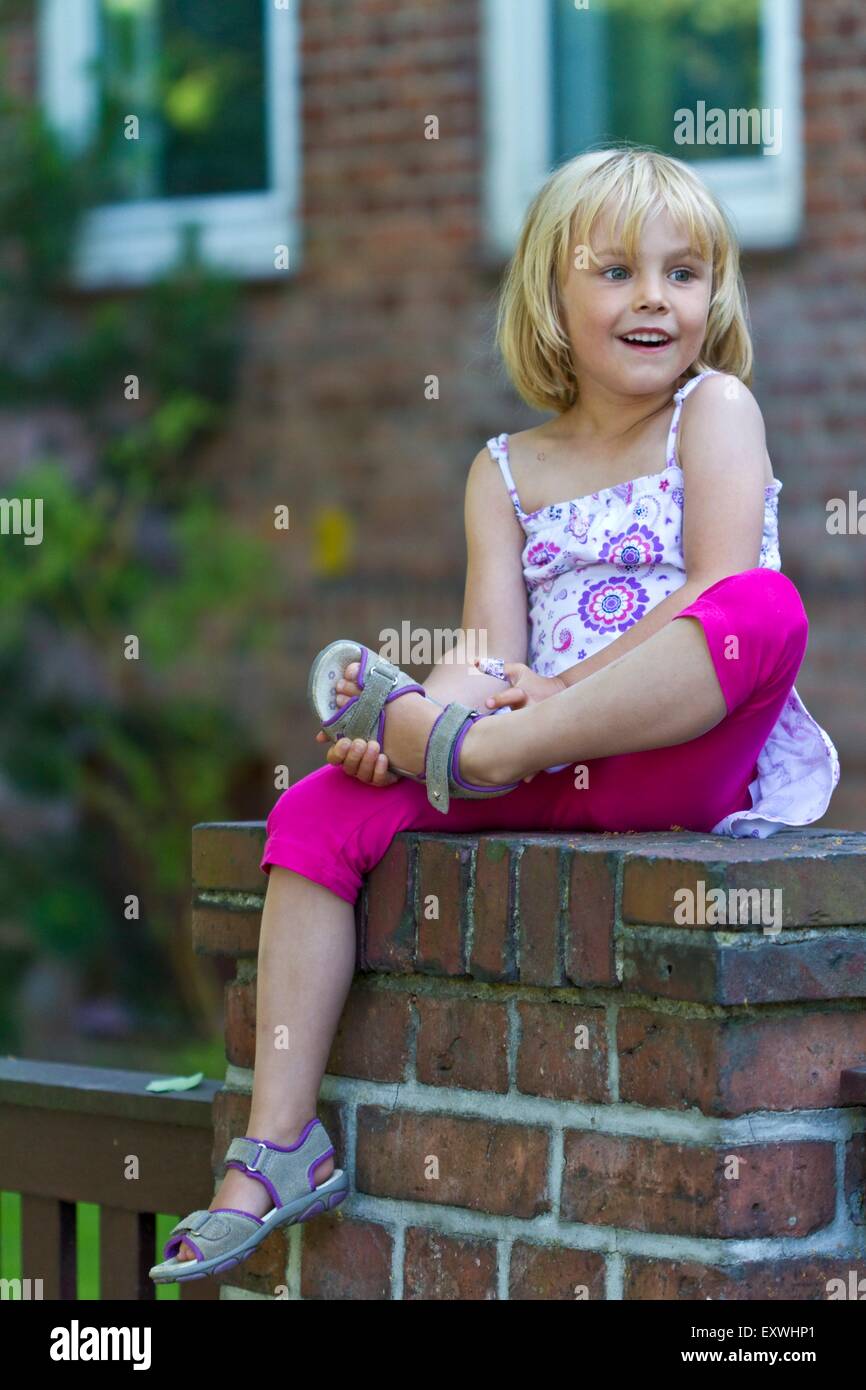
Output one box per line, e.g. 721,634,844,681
553,377,683,447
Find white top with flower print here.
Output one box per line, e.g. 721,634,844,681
486,369,840,837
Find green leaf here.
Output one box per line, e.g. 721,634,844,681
146,1071,205,1093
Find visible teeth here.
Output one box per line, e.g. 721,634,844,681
622,333,669,344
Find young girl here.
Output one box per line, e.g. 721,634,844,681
150,146,839,1282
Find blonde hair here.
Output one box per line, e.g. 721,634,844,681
495,143,754,415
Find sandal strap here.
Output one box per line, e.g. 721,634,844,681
423,702,478,814
331,652,401,742
162,1208,262,1264
224,1120,335,1209
166,1209,211,1238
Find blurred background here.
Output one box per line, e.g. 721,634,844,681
0,0,863,1075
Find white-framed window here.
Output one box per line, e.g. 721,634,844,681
37,0,301,288
482,0,803,258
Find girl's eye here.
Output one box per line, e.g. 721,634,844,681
601,266,695,283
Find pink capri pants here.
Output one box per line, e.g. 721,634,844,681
259,568,809,904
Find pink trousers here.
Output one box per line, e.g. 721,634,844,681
260,568,809,905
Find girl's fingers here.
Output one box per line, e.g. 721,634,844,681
484,689,526,710
372,753,399,786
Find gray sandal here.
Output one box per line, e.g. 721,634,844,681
309,638,522,814
148,1117,347,1284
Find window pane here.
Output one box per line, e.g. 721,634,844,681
96,0,267,201
551,0,762,166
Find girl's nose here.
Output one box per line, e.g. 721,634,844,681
632,281,667,309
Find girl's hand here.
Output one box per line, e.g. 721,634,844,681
476,661,567,711
315,658,399,785
315,729,400,785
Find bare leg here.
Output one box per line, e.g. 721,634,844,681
337,615,727,787
466,615,728,782
174,867,356,1260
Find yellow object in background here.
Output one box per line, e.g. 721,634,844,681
312,506,355,579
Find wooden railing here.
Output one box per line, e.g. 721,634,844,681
0,1057,222,1300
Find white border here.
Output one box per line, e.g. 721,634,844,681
37,0,301,288
482,0,803,257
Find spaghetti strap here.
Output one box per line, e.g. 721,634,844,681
486,434,525,521
665,368,721,468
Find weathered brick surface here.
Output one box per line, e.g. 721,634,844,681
470,837,515,981
415,993,509,1091
561,1133,836,1237
362,837,415,972
403,1227,497,1299
301,1219,393,1301
192,902,262,958
618,1007,866,1115
416,836,471,975
516,999,609,1103
355,1104,550,1218
565,843,619,986
844,1134,866,1228
192,823,268,893
515,842,563,986
625,1258,866,1301
509,1243,606,1301
622,930,866,1004
621,831,866,927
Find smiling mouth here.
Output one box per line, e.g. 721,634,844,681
617,333,674,352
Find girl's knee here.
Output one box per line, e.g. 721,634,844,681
714,567,808,692
265,764,343,838
740,567,808,655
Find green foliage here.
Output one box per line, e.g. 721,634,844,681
0,71,280,1036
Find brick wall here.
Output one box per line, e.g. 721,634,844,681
194,822,866,1301
3,1,865,825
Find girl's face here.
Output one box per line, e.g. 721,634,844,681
560,203,712,397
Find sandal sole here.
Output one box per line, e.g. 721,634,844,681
149,1170,349,1284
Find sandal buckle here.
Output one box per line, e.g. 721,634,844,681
245,1141,268,1173
368,661,398,689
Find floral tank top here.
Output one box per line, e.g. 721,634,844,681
486,369,840,838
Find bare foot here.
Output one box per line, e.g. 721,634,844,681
173,1124,335,1263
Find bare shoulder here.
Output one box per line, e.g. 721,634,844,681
465,441,522,524
679,372,775,487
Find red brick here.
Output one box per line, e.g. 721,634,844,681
301,1218,393,1300
192,823,268,892
416,993,508,1092
625,1258,866,1301
515,840,563,985
618,1007,866,1115
845,1133,866,1227
326,982,413,1082
516,1000,609,1103
564,843,618,987
355,1104,550,1218
622,931,866,1003
403,1227,497,1299
561,1132,835,1237
192,903,261,958
621,834,866,928
362,836,415,971
416,837,471,975
470,837,516,982
509,1243,606,1300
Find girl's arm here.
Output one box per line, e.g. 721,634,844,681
422,444,531,707
540,374,771,691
